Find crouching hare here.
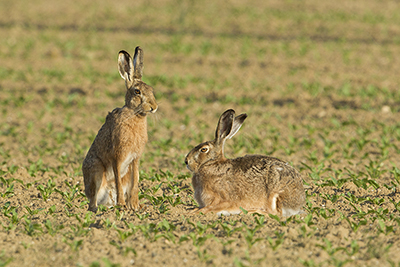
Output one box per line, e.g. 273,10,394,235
82,46,157,212
185,109,305,216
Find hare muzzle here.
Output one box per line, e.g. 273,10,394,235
141,92,158,114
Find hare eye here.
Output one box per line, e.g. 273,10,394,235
200,147,208,153
134,89,141,95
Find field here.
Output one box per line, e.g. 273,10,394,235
1,0,400,266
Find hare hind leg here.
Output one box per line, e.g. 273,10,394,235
126,158,140,211
83,157,106,212
194,202,242,216
265,191,282,216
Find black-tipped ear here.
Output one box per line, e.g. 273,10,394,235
215,109,235,143
132,46,144,80
118,50,134,88
226,113,247,139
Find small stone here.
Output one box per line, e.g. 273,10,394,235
381,105,391,113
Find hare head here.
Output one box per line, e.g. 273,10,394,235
118,46,158,116
185,109,247,172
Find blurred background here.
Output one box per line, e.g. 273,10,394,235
2,0,400,172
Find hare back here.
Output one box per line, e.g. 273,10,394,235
194,154,305,212
233,155,305,208
198,155,302,194
232,155,303,189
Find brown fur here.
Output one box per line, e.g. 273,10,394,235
185,109,305,216
82,47,157,212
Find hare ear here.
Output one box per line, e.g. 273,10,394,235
215,109,235,144
132,46,144,80
226,113,247,139
118,50,134,88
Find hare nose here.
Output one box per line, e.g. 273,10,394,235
184,158,188,165
150,106,158,113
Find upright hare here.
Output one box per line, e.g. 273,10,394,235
82,46,157,212
185,109,305,216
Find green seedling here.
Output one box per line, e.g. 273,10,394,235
186,219,217,236
163,193,184,207
7,165,18,174
109,241,137,256
180,232,215,247
68,223,90,237
299,225,315,239
50,165,67,176
243,223,262,249
364,161,387,180
75,212,95,228
342,215,367,232
344,240,359,256
327,256,352,267
344,192,366,205
299,258,320,267
36,178,56,201
62,237,83,252
135,223,158,241
134,211,149,221
47,205,56,215
365,238,392,261
197,248,215,263
269,214,294,226
316,239,344,256
23,216,43,236
24,206,45,217
320,193,342,203
304,214,315,227
114,227,134,242
0,250,13,266
320,176,348,188
301,162,328,182
114,209,124,221
157,219,176,232
218,221,243,237
98,257,121,267
267,231,285,251
253,214,265,225
234,249,266,267
44,219,64,236
103,218,115,230
55,181,84,203
63,207,75,217
376,219,394,236
27,158,48,177
1,202,17,217
0,183,14,198
1,211,19,232
388,166,400,189
318,208,336,219
345,168,380,190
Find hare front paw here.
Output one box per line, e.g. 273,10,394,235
116,199,127,208
127,200,140,211
88,205,98,213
